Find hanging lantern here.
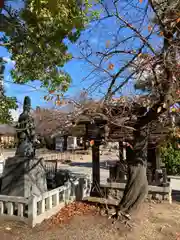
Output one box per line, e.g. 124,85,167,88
90,140,94,147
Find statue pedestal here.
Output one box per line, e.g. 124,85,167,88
1,157,47,197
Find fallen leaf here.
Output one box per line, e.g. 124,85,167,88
45,202,97,227
159,31,164,36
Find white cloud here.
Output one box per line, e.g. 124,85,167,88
2,57,15,66
10,108,22,121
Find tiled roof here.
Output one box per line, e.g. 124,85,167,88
0,124,16,136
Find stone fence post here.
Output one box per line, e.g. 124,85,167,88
28,195,37,227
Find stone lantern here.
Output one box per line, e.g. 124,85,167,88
72,113,108,196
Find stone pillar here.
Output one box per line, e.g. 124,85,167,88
73,137,77,149
122,142,127,161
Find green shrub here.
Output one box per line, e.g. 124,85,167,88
160,142,180,175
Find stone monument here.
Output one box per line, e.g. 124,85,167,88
1,96,47,197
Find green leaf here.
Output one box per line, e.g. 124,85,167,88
1,0,95,93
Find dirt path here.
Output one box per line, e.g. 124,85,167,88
0,202,179,240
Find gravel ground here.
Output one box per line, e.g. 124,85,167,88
0,202,179,240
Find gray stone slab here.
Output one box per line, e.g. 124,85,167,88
1,157,47,197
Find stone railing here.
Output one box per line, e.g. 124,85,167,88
0,176,91,227
42,152,76,162
0,195,29,224
1,151,75,163
168,175,180,191
167,175,180,202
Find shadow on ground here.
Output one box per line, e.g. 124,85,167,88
172,190,180,202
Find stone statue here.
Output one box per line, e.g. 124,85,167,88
1,96,47,197
15,96,36,157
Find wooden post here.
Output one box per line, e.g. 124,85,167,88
147,143,156,169
84,124,88,150
63,136,67,151
83,137,87,150
155,147,161,169
147,143,156,184
118,142,123,161
154,147,162,185
91,141,100,196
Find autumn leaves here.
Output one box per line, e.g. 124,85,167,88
43,91,68,106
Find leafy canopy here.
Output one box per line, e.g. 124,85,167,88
0,58,17,124
0,0,98,92
161,141,180,175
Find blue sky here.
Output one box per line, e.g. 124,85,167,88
0,0,163,117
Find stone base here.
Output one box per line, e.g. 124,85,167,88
100,182,171,203
102,188,171,203
1,157,47,197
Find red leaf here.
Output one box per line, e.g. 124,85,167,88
108,63,114,70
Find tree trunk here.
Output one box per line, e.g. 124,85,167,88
117,124,149,214
118,164,148,214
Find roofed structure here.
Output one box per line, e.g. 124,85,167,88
0,124,16,136
70,96,180,145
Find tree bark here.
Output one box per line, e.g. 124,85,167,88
118,164,148,214
117,124,149,214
